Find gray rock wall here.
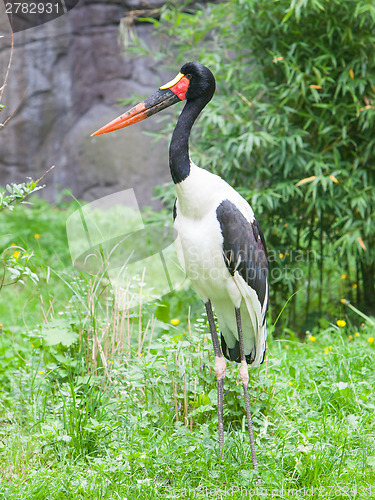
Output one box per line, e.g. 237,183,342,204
0,0,176,207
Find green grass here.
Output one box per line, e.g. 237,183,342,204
1,197,375,499
1,320,375,499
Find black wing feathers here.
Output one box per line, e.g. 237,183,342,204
216,200,269,310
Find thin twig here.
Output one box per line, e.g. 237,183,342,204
139,317,152,354
118,289,127,355
34,165,55,185
1,88,27,128
0,266,6,293
183,373,188,427
122,7,161,26
137,267,146,354
147,315,154,356
0,29,14,104
172,376,179,422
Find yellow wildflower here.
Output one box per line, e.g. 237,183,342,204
279,253,284,259
341,274,347,280
288,381,294,386
368,337,374,344
352,284,358,289
309,335,316,342
336,320,346,328
340,298,347,304
11,243,16,247
355,332,360,338
170,318,180,326
348,335,353,341
34,234,40,239
12,250,20,259
38,371,45,375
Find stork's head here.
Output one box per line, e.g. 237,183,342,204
169,62,216,105
91,62,215,136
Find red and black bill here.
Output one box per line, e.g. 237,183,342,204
91,74,190,137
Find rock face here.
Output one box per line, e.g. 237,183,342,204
0,0,176,207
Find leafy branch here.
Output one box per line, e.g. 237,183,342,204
0,166,54,213
0,166,54,293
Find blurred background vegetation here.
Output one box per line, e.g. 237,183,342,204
125,0,375,333
2,0,374,336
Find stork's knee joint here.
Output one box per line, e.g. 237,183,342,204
214,356,226,381
240,360,249,386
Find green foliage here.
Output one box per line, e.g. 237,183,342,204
1,317,375,497
0,180,44,213
41,319,79,347
0,180,47,296
124,0,375,326
0,191,78,332
1,190,74,270
0,195,374,496
51,375,119,458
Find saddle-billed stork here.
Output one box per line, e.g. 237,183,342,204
92,62,269,469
